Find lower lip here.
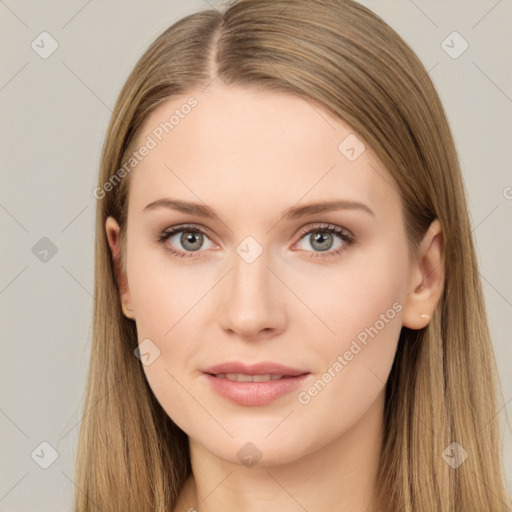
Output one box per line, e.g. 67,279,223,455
204,373,310,406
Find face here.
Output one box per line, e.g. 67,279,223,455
106,83,427,466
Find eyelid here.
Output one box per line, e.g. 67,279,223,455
160,222,353,241
157,222,355,258
160,223,217,242
295,223,354,241
157,223,218,249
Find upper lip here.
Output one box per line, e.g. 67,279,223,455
204,361,308,376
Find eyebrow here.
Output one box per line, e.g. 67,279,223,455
142,198,375,220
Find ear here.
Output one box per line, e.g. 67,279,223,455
402,219,445,330
105,216,135,320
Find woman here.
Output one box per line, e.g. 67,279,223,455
76,0,511,510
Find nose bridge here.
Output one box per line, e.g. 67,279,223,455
218,235,285,338
233,242,270,300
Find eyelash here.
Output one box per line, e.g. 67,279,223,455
156,223,356,260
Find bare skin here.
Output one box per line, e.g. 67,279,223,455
105,83,444,511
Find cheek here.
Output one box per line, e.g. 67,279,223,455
286,238,408,349
300,257,406,428
126,248,213,424
290,241,407,410
126,238,207,339
128,265,205,369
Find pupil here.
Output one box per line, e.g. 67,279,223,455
182,231,202,251
312,232,332,251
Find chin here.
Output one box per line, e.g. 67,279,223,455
209,436,309,468
188,417,324,469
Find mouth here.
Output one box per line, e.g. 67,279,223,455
212,373,286,382
202,362,310,406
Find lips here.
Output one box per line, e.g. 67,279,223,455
203,361,310,406
204,361,307,377
215,373,283,382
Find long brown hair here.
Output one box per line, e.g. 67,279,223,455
74,1,511,510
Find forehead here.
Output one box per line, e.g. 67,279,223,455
127,83,401,222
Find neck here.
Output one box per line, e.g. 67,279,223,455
175,389,385,512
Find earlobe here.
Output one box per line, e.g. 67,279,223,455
402,219,445,330
105,216,135,320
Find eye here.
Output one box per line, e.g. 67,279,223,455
157,222,355,260
156,224,214,258
293,223,355,258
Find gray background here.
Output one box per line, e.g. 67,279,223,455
1,0,511,510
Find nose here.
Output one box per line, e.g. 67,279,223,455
218,246,287,341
